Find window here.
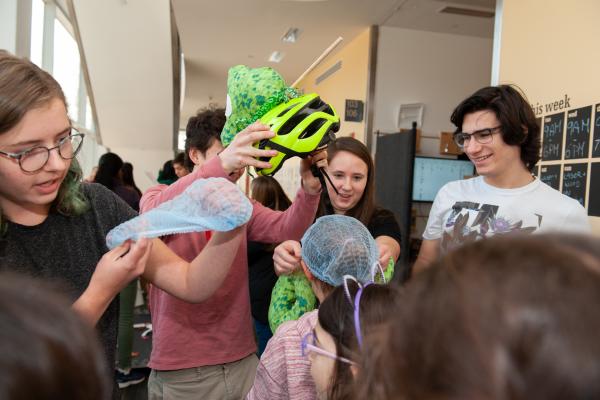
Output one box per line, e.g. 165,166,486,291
52,17,80,122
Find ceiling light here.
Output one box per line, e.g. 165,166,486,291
282,27,301,43
269,51,285,63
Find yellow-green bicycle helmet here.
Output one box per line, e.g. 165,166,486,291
255,93,340,176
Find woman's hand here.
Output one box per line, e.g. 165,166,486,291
273,240,302,276
300,149,328,195
74,238,153,325
93,238,153,295
375,235,400,269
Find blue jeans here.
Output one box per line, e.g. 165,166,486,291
254,318,272,357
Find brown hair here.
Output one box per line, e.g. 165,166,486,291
318,137,376,226
450,85,541,171
0,51,87,234
251,175,291,212
319,281,398,400
0,273,109,400
0,50,66,133
357,234,600,400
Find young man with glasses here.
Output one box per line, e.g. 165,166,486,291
414,85,590,274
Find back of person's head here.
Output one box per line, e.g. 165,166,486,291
319,280,398,400
358,234,600,400
301,215,380,293
319,137,376,225
121,162,141,196
185,105,226,170
94,152,124,191
450,85,540,171
120,162,135,186
251,176,291,211
0,273,109,400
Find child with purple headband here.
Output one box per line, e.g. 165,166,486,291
306,278,398,400
247,215,383,400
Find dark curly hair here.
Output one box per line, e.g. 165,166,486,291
450,85,541,171
184,105,226,170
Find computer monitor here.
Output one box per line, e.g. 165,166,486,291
412,156,475,202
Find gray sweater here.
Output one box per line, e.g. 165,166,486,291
0,182,137,377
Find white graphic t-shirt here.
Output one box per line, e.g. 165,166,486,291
423,176,591,254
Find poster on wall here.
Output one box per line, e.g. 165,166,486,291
539,164,561,190
593,103,600,158
561,163,588,207
564,106,591,160
542,112,564,161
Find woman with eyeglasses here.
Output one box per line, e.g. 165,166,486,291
413,85,590,275
0,50,246,393
303,279,397,400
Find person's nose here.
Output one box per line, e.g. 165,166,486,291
44,147,68,172
463,137,482,154
340,177,352,191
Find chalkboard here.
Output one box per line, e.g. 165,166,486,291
561,163,588,207
593,103,600,157
542,112,564,161
564,106,591,159
540,164,561,190
589,162,600,217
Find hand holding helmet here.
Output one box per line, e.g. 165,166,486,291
218,122,278,175
220,65,339,179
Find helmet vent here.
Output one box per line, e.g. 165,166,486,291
299,119,326,139
278,113,306,135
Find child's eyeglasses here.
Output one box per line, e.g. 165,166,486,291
301,331,356,365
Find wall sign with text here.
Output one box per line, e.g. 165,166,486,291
344,99,364,122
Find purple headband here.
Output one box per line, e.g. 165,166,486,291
343,275,373,350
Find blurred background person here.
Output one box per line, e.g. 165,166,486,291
172,152,189,178
156,159,177,185
121,162,142,198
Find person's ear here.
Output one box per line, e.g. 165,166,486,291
301,260,315,281
188,148,204,166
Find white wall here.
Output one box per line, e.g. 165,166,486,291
373,26,493,156
0,0,18,53
71,0,174,193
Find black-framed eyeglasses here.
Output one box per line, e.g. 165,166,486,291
0,128,85,173
453,126,502,149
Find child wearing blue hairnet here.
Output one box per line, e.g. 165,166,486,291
246,214,380,400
